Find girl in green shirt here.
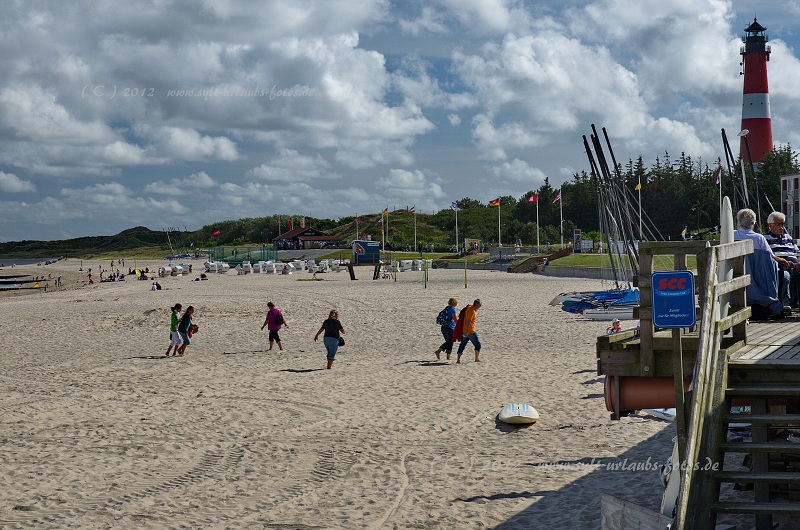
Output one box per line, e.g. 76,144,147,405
165,303,182,357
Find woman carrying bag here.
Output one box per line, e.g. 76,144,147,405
313,309,345,369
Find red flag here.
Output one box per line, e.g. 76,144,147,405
288,216,293,231
528,194,538,203
552,191,561,203
211,230,221,237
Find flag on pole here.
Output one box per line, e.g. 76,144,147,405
488,198,500,207
287,216,293,231
450,202,459,210
300,217,305,228
552,191,561,203
407,205,415,214
716,165,722,185
528,194,538,203
634,182,642,191
382,207,388,215
211,229,221,237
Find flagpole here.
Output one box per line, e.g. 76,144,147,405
497,201,501,247
559,190,564,249
718,159,723,217
455,207,459,253
536,199,540,253
414,209,417,252
638,176,642,242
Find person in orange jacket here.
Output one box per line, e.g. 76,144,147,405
455,299,482,364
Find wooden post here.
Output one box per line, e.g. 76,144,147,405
672,328,686,467
639,246,654,376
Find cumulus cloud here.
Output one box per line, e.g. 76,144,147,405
491,159,547,183
399,6,448,36
0,1,798,240
0,171,36,192
144,127,240,162
378,168,445,204
249,148,338,182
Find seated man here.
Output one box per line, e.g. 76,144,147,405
734,208,783,320
764,211,800,308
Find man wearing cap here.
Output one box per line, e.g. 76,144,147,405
606,318,622,334
455,299,482,363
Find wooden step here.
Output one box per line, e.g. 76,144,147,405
720,442,800,453
715,471,800,483
721,413,800,424
726,386,800,397
711,501,800,515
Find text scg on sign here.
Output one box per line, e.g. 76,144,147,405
651,271,696,329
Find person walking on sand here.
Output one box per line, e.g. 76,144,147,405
176,306,195,356
261,301,289,351
314,309,345,369
165,303,182,356
434,297,458,360
455,299,482,364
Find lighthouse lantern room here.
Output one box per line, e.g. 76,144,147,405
740,18,773,164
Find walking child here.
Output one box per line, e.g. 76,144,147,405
165,303,182,356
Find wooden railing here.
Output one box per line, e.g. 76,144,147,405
673,239,752,529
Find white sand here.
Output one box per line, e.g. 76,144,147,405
0,259,676,529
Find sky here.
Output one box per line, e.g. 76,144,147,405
2,0,800,241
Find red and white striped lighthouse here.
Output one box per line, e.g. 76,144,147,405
740,18,773,163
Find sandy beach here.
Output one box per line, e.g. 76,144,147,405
0,259,678,529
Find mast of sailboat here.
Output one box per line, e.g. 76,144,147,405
165,226,175,258
721,128,748,214
590,126,638,283
597,126,641,278
583,134,622,290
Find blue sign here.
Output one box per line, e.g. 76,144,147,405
353,240,381,264
651,271,696,328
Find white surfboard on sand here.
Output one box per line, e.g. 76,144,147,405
498,403,539,425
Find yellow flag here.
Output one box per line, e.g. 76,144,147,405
634,182,642,191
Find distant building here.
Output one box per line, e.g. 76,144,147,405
272,227,342,250
781,173,800,239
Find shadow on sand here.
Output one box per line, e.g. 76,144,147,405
487,427,675,529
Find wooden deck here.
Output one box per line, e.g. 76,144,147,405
598,317,800,382
730,318,800,363
594,240,800,528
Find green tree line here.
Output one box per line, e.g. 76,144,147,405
2,145,798,258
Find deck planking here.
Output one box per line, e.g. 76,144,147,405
729,318,800,363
